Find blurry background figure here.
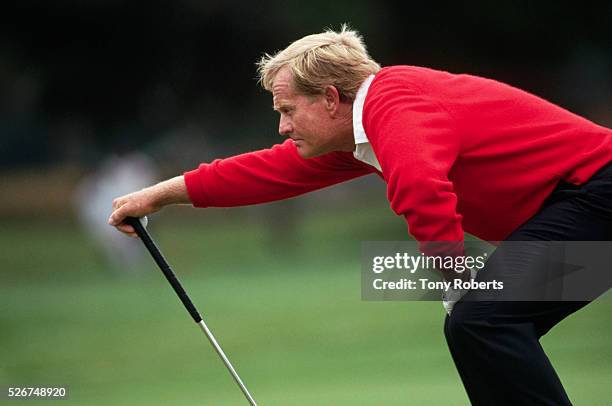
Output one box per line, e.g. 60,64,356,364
73,150,158,273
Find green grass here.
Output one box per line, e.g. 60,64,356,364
1,204,611,405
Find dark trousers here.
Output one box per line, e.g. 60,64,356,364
444,163,612,405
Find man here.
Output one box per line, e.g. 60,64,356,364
109,26,612,404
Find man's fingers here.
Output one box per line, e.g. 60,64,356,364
109,189,155,235
116,223,135,234
108,204,134,230
108,209,124,226
109,196,127,224
112,197,125,211
108,201,139,226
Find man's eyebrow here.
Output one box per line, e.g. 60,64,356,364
272,104,291,112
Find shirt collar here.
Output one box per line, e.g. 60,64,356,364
352,74,376,145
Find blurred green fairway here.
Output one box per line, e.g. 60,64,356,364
2,203,611,405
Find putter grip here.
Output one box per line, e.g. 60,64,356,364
126,217,203,323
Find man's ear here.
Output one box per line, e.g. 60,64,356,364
323,85,341,115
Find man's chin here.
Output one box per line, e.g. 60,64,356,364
294,144,317,159
296,148,323,159
293,141,328,159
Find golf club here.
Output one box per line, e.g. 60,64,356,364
124,216,257,406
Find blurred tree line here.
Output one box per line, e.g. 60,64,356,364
1,0,610,171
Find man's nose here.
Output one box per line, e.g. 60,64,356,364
278,117,293,136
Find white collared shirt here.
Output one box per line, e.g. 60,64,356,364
352,74,382,172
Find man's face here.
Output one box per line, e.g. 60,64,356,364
272,67,348,158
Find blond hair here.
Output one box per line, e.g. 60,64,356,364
257,25,381,101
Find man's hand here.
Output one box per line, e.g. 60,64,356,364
442,267,477,316
108,176,190,237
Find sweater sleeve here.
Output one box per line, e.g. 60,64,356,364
183,138,375,207
364,79,464,253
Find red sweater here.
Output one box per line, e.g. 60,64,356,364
184,66,612,244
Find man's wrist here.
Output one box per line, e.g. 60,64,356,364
151,176,190,208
